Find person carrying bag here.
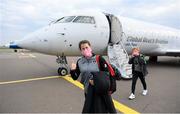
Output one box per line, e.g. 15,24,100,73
70,40,117,113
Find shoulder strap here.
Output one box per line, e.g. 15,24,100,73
96,55,100,68
96,55,115,77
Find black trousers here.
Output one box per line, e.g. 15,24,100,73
131,71,147,94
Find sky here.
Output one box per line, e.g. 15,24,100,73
0,0,180,46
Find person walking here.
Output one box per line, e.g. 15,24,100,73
128,48,148,100
70,40,116,113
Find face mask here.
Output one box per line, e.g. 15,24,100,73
133,51,140,56
81,47,92,58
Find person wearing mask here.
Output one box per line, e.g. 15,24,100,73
70,40,116,113
128,48,148,100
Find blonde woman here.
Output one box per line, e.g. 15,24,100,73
128,48,148,100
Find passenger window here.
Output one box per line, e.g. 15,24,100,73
73,16,95,24
55,16,76,23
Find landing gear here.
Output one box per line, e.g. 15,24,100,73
56,55,69,76
149,56,158,63
58,67,68,76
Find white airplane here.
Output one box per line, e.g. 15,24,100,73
7,11,180,79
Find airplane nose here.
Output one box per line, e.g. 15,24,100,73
16,40,26,48
16,38,33,50
16,30,42,50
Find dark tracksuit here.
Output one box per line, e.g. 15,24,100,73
129,55,148,94
70,55,116,113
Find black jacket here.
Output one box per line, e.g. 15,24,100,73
82,84,116,113
129,55,148,76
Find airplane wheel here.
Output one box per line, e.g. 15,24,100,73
58,67,68,76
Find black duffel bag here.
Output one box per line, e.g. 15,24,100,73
92,71,110,95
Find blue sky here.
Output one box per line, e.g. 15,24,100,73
0,0,180,45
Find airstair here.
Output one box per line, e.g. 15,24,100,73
108,42,132,79
105,13,132,79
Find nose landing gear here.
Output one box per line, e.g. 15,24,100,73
58,67,68,76
56,55,69,76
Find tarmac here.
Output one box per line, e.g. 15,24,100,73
0,50,180,113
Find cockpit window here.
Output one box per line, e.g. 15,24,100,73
73,16,95,24
55,16,76,23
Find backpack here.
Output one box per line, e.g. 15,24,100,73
110,64,122,80
96,55,117,94
140,54,147,64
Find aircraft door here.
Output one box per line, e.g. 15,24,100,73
106,14,123,44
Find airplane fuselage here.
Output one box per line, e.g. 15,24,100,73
12,11,180,57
